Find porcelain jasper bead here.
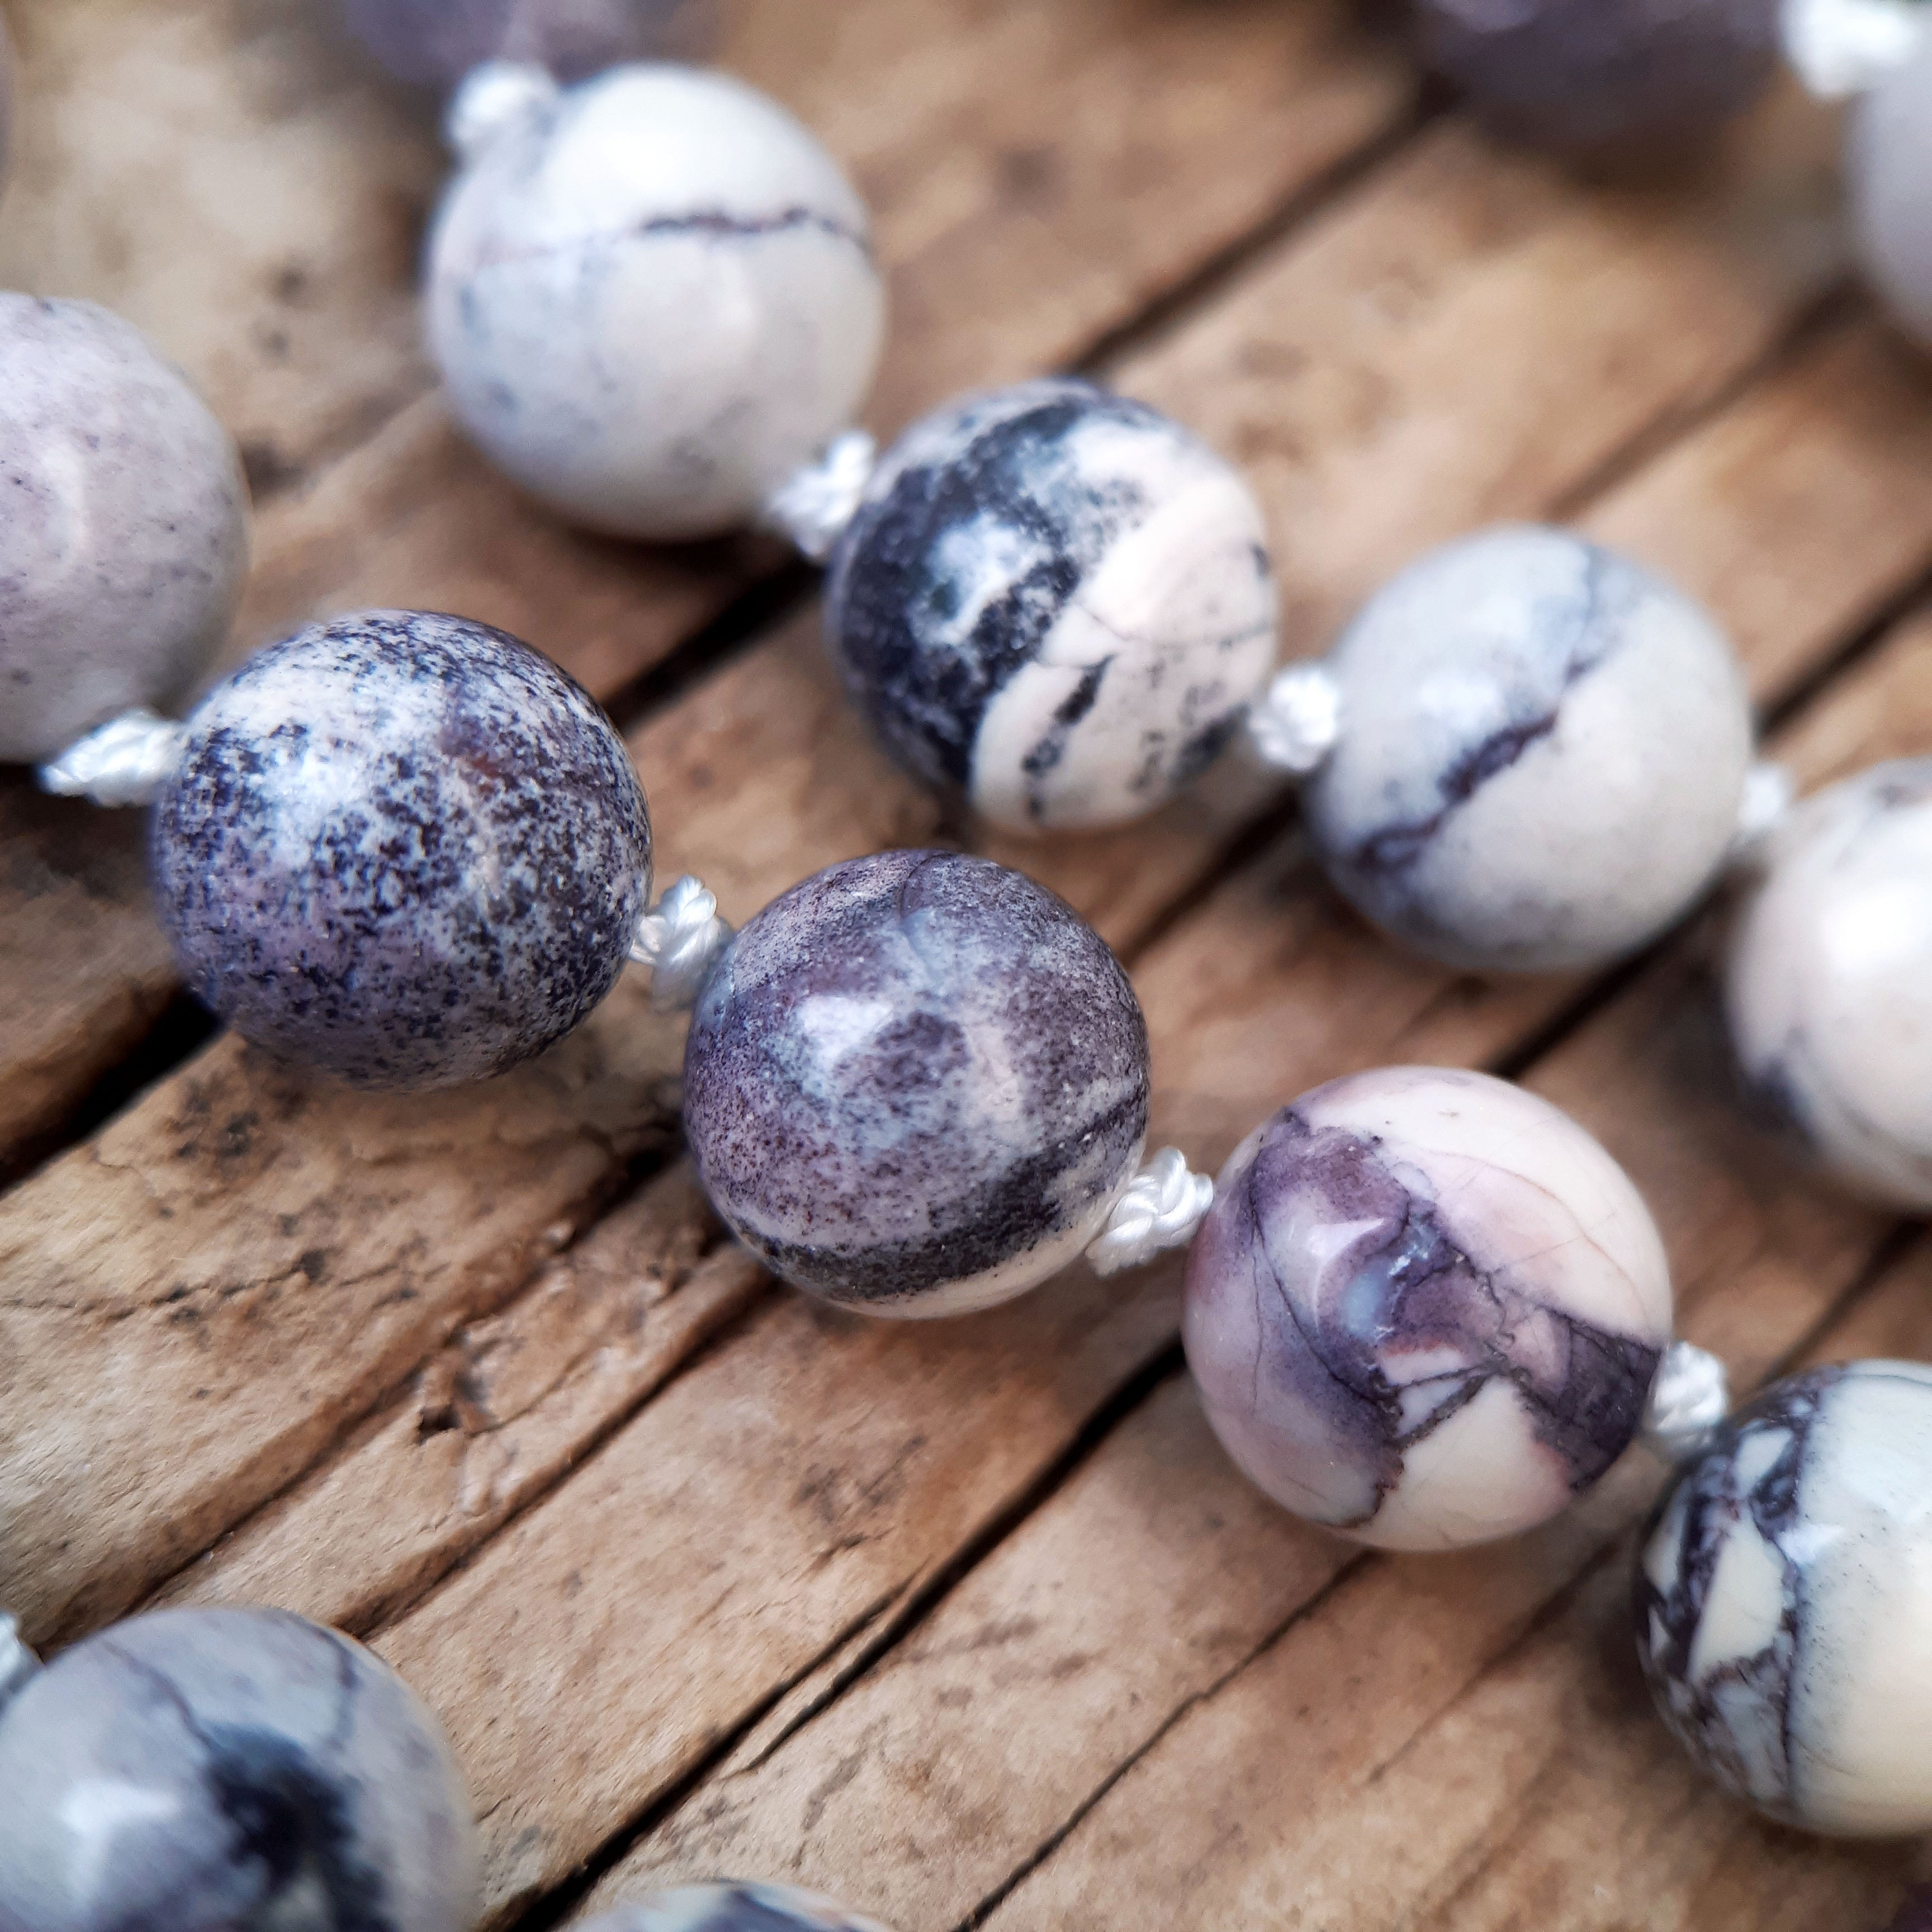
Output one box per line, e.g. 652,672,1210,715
1415,0,1782,151
1183,1067,1673,1551
683,850,1150,1316
426,63,884,540
1725,759,1932,1210
1303,525,1752,974
342,0,708,88
151,610,651,1090
0,1606,479,1932
1849,34,1932,349
1638,1362,1932,1837
580,1883,897,1932
826,380,1278,833
0,296,249,764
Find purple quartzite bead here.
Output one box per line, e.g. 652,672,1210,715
580,1882,898,1932
683,850,1150,1317
0,1606,479,1932
339,0,711,89
1415,0,1784,152
1184,1066,1673,1551
151,610,651,1090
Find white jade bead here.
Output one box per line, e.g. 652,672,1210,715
426,64,885,541
1725,760,1932,1210
1849,34,1932,349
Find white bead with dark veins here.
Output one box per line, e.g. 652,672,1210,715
425,64,884,540
1725,759,1932,1210
151,610,652,1090
1850,34,1932,349
0,296,249,764
825,379,1279,834
581,1882,897,1932
1637,1361,1932,1837
683,850,1150,1317
1183,1066,1673,1551
0,1605,479,1932
1303,525,1752,974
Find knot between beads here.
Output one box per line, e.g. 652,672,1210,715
1086,1147,1215,1277
631,875,735,1011
446,61,561,165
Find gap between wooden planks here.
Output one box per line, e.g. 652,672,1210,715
0,0,1413,1163
0,7,1924,1924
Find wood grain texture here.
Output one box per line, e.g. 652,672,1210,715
2,8,1930,1932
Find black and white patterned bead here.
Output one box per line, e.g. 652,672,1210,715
0,296,249,764
426,64,883,540
581,1883,896,1932
825,379,1278,834
1303,525,1753,974
151,610,651,1090
1183,1066,1673,1550
0,1606,478,1932
1637,1361,1932,1837
682,850,1150,1316
1726,760,1932,1211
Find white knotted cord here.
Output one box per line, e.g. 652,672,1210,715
1641,1341,1732,1465
0,1613,39,1715
629,874,735,1011
1727,760,1797,867
1086,1147,1216,1277
1782,0,1928,97
1247,662,1344,776
758,430,879,562
446,60,561,164
36,707,187,807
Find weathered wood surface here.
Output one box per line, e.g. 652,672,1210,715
2,3,1931,1929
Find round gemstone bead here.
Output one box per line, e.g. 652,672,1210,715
1638,1361,1932,1837
340,0,709,89
1183,1066,1673,1551
1849,34,1932,349
1725,759,1932,1210
581,1883,896,1932
0,296,249,764
683,850,1150,1317
426,64,884,541
0,1605,478,1932
1415,0,1783,152
151,610,651,1090
825,379,1278,834
1303,524,1753,974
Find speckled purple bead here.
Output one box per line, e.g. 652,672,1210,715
1416,0,1783,152
581,1883,897,1932
339,0,711,89
0,296,250,764
1183,1066,1674,1550
683,850,1150,1318
151,610,651,1090
0,1606,479,1932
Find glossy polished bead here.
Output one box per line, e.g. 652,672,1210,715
582,1883,896,1932
1184,1066,1673,1551
427,64,884,540
1725,759,1932,1210
0,296,249,764
1304,525,1752,974
826,379,1278,834
341,0,709,89
0,1606,479,1932
1415,0,1783,151
683,850,1150,1317
1850,34,1932,349
152,610,651,1090
1638,1361,1932,1837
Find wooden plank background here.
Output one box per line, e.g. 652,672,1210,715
2,2,1930,1926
